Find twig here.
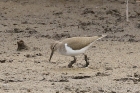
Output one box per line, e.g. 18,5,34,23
126,0,129,22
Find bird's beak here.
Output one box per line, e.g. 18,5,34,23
49,50,54,62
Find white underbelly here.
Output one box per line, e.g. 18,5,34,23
62,43,90,56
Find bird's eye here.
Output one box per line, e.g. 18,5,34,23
52,46,55,50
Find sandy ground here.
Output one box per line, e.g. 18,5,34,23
0,0,140,93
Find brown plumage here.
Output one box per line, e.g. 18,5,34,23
62,36,101,50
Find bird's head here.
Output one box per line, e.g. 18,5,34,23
49,41,60,62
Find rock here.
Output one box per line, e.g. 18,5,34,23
17,40,29,51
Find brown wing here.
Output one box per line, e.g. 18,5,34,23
62,36,100,50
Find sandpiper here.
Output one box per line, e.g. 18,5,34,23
49,35,107,68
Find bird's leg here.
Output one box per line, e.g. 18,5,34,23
83,54,89,67
68,56,76,68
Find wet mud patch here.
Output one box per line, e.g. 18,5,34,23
71,75,91,79
114,72,140,84
81,8,95,15
52,68,94,74
0,59,6,63
49,76,69,82
95,72,110,76
4,27,39,39
5,28,24,33
106,9,121,17
52,32,71,40
0,78,23,83
114,78,140,84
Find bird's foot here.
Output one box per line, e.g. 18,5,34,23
68,64,73,68
84,54,89,67
83,62,89,67
68,56,76,68
68,61,75,68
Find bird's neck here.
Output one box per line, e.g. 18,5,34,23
55,41,62,50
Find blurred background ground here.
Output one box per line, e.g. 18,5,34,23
0,0,140,93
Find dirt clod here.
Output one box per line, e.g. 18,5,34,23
17,40,29,51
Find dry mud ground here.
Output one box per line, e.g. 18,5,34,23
0,0,140,93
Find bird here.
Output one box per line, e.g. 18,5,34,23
49,35,107,68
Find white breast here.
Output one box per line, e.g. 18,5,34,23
63,43,92,56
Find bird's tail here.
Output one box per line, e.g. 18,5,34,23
96,34,107,40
